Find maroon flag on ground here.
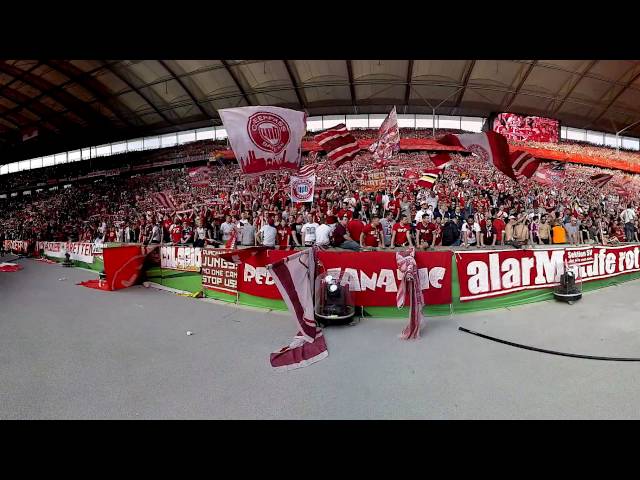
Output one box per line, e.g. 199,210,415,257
437,131,520,180
152,191,176,210
314,124,360,166
510,151,540,179
267,247,328,370
0,262,23,272
369,106,400,168
590,173,614,188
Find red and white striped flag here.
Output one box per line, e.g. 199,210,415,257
268,247,328,370
225,227,238,249
314,123,359,166
0,262,23,272
590,173,614,188
297,163,317,177
510,151,540,179
438,131,521,180
369,106,400,168
396,248,423,340
152,191,176,210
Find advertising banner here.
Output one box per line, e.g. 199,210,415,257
160,245,201,272
318,251,453,306
236,249,452,306
3,240,31,254
456,245,640,301
37,241,99,264
201,248,238,296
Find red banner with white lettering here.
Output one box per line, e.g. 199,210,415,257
455,245,640,301
237,249,453,305
201,248,238,296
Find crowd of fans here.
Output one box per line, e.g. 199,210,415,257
1,136,639,254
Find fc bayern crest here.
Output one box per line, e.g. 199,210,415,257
466,144,489,162
247,112,291,154
292,177,314,202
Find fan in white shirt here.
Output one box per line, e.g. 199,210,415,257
301,218,320,246
314,222,334,247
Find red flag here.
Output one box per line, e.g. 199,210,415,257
297,164,317,177
152,191,176,210
438,131,520,180
590,173,613,188
216,246,267,265
0,262,23,272
369,106,400,168
430,153,453,169
314,124,360,166
510,151,540,179
403,170,420,179
267,248,328,370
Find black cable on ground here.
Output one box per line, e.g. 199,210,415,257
458,326,640,362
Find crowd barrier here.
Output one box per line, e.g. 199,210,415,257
10,240,640,316
145,243,640,317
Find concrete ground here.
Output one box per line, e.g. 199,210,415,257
2,257,640,419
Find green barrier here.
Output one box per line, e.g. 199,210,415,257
43,254,104,272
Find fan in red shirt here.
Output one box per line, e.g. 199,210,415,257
415,217,436,248
360,216,384,248
388,197,401,218
492,215,506,244
347,214,365,243
276,219,292,247
170,220,183,244
391,215,413,248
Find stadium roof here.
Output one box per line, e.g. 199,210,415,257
2,59,640,164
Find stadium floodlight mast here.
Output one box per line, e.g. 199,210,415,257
615,119,640,153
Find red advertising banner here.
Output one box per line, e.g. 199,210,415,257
318,251,452,306
238,249,297,299
456,245,640,302
237,249,453,306
3,240,31,254
201,248,238,296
